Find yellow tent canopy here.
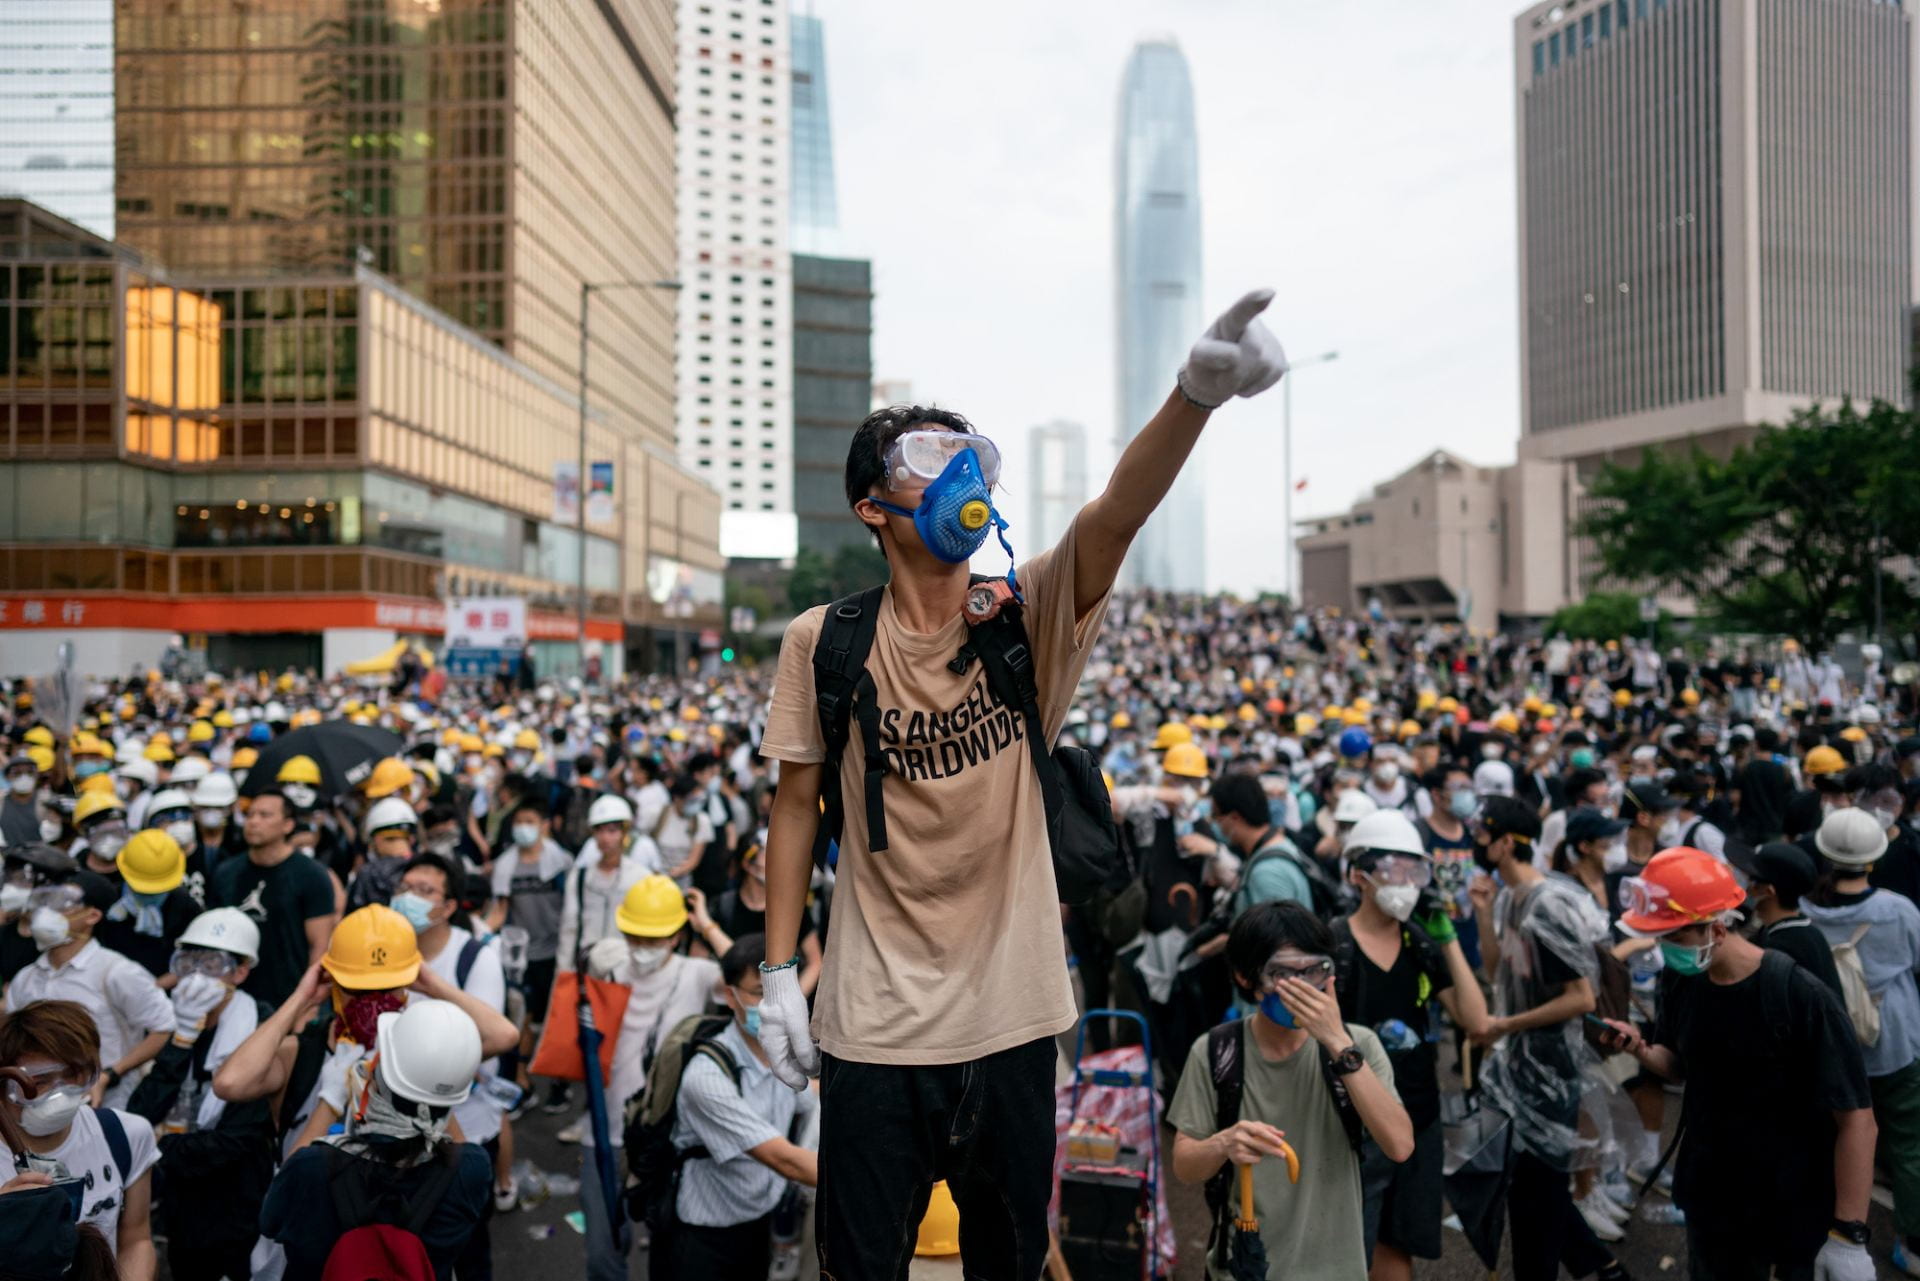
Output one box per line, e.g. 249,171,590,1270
343,640,436,676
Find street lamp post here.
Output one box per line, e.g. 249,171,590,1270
1282,350,1339,603
576,277,681,679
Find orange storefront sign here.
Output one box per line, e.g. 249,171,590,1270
0,594,621,642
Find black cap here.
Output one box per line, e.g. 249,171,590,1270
1479,794,1542,844
1895,736,1920,761
1566,807,1630,846
1622,779,1678,817
72,869,119,912
1728,841,1819,899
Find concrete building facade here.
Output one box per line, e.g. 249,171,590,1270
1028,420,1089,554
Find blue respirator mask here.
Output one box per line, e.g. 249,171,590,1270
868,432,1018,578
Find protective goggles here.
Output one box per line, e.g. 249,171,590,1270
1619,875,1714,924
883,430,1002,489
26,883,82,912
1358,854,1433,888
1,1061,91,1105
169,946,239,980
1260,954,1334,990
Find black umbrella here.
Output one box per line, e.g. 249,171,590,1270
237,720,404,797
1441,1079,1514,1277
1229,1163,1269,1281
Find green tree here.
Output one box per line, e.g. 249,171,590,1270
1545,592,1673,645
1580,397,1920,653
784,542,892,610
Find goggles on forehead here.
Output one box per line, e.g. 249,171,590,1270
883,430,1002,490
1359,854,1433,888
26,883,82,912
1619,875,1715,924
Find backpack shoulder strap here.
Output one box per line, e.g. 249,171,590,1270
401,1146,465,1236
1319,1041,1365,1152
1202,1019,1248,1223
454,935,485,990
811,587,885,856
92,1108,131,1184
970,604,1065,836
1328,917,1359,1019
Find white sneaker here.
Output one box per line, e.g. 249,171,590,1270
1592,1189,1631,1224
556,1117,586,1145
1576,1191,1627,1241
1600,1172,1634,1207
494,1177,519,1213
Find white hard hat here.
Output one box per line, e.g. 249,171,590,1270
178,907,260,964
190,774,238,809
1855,704,1882,727
375,1000,481,1107
588,794,635,828
1331,790,1379,824
116,758,159,788
1816,807,1888,868
1343,809,1427,859
1473,760,1516,797
116,738,147,765
145,788,192,819
263,701,288,722
170,756,211,785
364,795,420,837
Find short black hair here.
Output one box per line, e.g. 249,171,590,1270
399,852,461,896
1211,772,1272,829
687,753,720,775
1846,763,1901,796
843,404,978,510
720,933,766,987
1561,768,1607,805
1227,901,1333,1002
1480,795,1543,858
509,797,549,821
421,803,461,829
247,788,293,818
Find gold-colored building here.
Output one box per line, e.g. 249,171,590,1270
0,0,722,676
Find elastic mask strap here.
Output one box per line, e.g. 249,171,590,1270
995,514,1022,602
867,498,914,520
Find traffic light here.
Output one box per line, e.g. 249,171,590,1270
721,647,735,663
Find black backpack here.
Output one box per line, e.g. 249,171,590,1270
621,1013,743,1230
809,582,1122,906
1238,834,1348,922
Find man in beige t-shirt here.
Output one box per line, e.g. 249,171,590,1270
757,289,1289,1281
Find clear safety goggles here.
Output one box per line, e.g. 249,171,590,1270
1360,854,1433,888
169,946,239,980
26,883,82,912
883,430,1002,489
1,1061,92,1106
1260,954,1334,991
1619,875,1713,923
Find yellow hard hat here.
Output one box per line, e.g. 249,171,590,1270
1436,697,1459,714
26,746,54,774
23,726,53,748
70,733,109,759
77,772,115,796
277,754,323,786
1294,713,1320,736
708,724,726,741
482,742,505,758
276,673,295,692
73,790,126,826
187,720,215,743
1491,711,1521,735
1767,677,1782,693
212,710,235,729
1205,714,1229,733
118,700,137,721
362,757,416,799
1839,726,1868,744
322,904,422,989
230,746,258,770
457,733,485,753
1352,697,1373,715
1680,688,1700,707
1110,712,1132,731
1416,689,1438,712
616,875,689,938
1237,703,1259,723
1522,696,1543,715
1804,745,1847,776
1322,705,1344,722
1342,708,1368,726
667,727,688,743
1398,719,1421,740
681,705,703,722
144,738,176,763
514,728,541,751
1150,723,1193,751
118,829,185,895
1541,702,1560,718
1613,689,1634,708
915,1180,960,1257
1239,677,1256,694
1162,742,1210,780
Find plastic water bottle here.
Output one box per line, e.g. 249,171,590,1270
499,927,530,985
1375,1019,1422,1052
1629,945,1662,1003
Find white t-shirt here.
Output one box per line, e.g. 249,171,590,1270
0,1106,158,1255
423,925,508,1144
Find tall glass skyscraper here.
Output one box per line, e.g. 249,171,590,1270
1114,38,1204,592
791,8,838,254
0,1,115,237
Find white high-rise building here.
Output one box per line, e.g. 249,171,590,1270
1028,421,1089,553
676,0,795,561
0,1,114,238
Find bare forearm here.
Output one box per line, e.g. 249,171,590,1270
1170,1131,1229,1185
1438,948,1491,1037
764,765,821,966
1505,980,1594,1033
1097,389,1211,534
1833,1108,1877,1222
116,1030,171,1075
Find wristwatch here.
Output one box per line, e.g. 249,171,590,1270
1328,1046,1367,1077
102,1066,122,1090
1829,1219,1870,1246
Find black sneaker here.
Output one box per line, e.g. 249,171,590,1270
540,1088,571,1115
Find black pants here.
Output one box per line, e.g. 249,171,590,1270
818,1036,1055,1281
165,1243,254,1281
451,1134,501,1281
1686,1225,1817,1281
1507,1150,1615,1281
650,1211,772,1279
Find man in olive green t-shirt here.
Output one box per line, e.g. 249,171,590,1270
1170,901,1414,1281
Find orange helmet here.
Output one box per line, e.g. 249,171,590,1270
1618,847,1744,934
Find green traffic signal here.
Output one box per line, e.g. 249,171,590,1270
721,647,735,663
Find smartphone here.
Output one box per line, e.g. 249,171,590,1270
1583,1013,1615,1032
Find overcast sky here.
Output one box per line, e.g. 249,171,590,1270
816,0,1524,595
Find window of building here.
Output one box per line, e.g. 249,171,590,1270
1581,12,1594,45
1599,4,1611,37
1549,30,1561,64
1532,40,1546,75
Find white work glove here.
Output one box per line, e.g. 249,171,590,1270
1176,289,1289,410
585,936,630,981
757,960,819,1091
1812,1236,1875,1281
170,973,228,1045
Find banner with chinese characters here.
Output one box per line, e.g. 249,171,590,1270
444,597,527,676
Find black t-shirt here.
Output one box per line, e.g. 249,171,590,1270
1335,920,1453,1130
1733,760,1793,845
713,886,814,951
1870,828,1920,907
214,851,336,1007
1655,952,1872,1261
1758,916,1844,998
0,921,37,985
93,887,201,977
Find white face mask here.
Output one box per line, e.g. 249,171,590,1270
628,943,671,975
197,807,228,829
231,769,248,789
1602,839,1630,873
9,773,44,796
165,820,197,849
29,906,71,951
0,883,29,914
1374,882,1419,922
18,1082,87,1136
512,825,541,849
1373,763,1400,786
39,818,61,843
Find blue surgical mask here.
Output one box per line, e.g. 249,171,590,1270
869,447,1005,565
1449,789,1478,820
743,1005,762,1039
1258,991,1297,1029
74,761,109,780
390,892,434,933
